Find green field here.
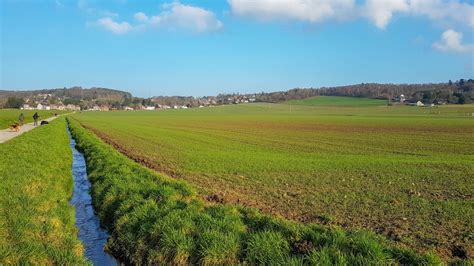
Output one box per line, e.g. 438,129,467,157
0,109,68,129
72,102,474,259
68,117,440,264
286,96,388,106
0,118,88,265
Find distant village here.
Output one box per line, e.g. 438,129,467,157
16,92,259,112
392,94,436,107
3,79,472,111
20,93,81,111
14,92,450,112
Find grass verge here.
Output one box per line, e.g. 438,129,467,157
0,118,88,265
67,117,444,265
0,109,68,129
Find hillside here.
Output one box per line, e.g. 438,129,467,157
286,96,388,107
0,87,132,108
217,79,474,105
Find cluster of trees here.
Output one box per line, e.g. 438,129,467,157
4,97,25,109
216,79,473,105
0,87,132,109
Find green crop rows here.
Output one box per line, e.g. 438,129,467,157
71,100,474,260
67,117,442,264
285,96,388,106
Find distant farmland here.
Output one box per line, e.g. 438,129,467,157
72,99,474,258
286,96,388,107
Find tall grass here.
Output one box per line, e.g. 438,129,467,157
0,118,88,265
68,117,443,265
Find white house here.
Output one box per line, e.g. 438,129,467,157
400,94,406,102
124,106,134,111
66,104,80,111
22,104,33,110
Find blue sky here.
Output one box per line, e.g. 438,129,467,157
1,0,473,97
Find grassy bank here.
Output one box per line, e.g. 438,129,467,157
0,118,88,265
68,117,442,265
0,109,68,129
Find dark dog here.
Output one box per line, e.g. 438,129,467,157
40,121,49,125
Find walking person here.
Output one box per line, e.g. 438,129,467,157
33,112,39,126
18,113,25,126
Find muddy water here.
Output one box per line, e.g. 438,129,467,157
68,128,118,265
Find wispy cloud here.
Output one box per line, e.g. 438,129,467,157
95,2,222,34
55,0,64,7
364,0,474,30
433,29,474,53
78,0,118,18
97,17,132,34
228,0,355,23
133,2,223,33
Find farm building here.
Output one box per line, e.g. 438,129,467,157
400,94,406,102
66,104,80,111
36,103,51,110
21,104,34,110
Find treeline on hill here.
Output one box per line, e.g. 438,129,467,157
0,87,132,109
2,79,472,109
217,79,474,105
145,79,473,107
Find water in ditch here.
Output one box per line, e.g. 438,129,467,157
68,127,118,265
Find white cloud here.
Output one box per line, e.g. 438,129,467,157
78,0,118,18
364,0,409,29
229,0,474,29
135,2,223,33
93,2,222,34
134,12,149,23
364,0,474,29
97,17,132,34
433,29,474,53
228,0,355,23
408,0,474,28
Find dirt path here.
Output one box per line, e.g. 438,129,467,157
0,116,60,144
